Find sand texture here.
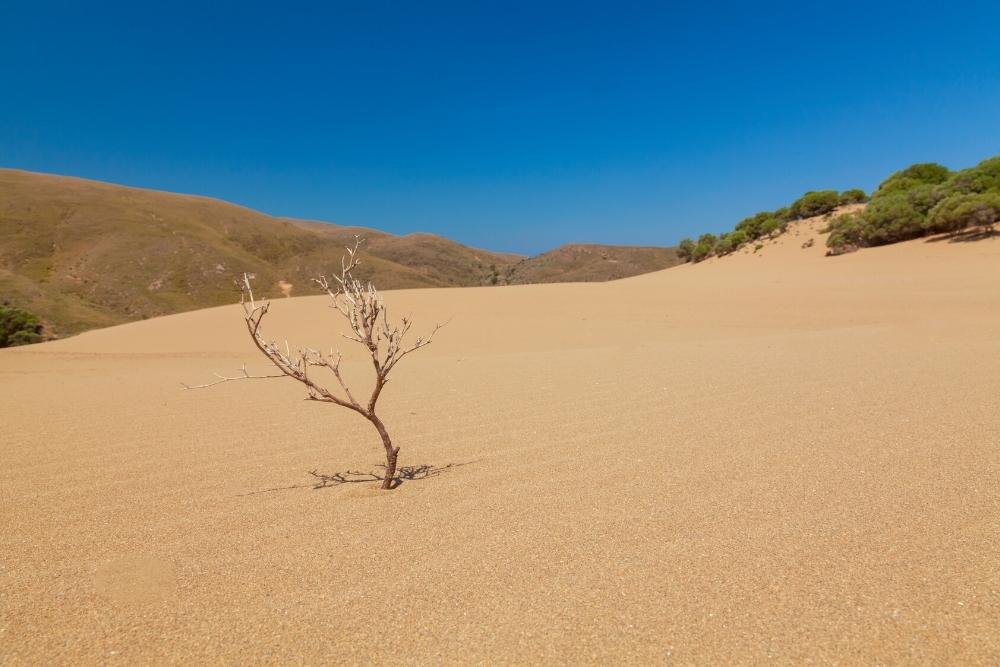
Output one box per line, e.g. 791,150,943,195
2,220,999,664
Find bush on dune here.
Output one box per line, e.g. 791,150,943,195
676,189,856,263
716,229,748,255
788,190,841,219
676,152,999,262
839,188,869,205
692,233,718,262
824,213,866,254
938,156,1000,197
856,194,927,245
874,162,952,197
825,154,1000,255
926,193,1000,234
904,183,944,216
0,304,44,347
735,211,785,241
677,238,695,262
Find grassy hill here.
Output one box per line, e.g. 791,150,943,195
0,169,680,338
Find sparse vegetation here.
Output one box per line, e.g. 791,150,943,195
825,154,1000,254
676,188,865,262
788,190,841,220
185,240,445,490
0,303,44,347
677,153,1000,262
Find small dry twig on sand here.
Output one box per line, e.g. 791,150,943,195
184,238,445,489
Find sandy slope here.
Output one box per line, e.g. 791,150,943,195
2,218,999,664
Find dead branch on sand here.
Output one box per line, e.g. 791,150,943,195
184,238,445,489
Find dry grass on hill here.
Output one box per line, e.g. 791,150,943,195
0,169,682,338
503,243,682,284
0,169,518,336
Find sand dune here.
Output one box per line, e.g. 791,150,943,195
2,218,999,664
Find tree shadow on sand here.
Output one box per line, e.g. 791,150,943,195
240,461,473,496
924,228,997,244
307,462,467,490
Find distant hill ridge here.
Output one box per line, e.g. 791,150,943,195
0,169,681,337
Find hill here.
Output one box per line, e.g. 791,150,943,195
502,243,681,284
0,169,682,338
0,169,517,336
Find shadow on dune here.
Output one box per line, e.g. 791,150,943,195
239,461,473,496
308,462,469,490
924,228,997,244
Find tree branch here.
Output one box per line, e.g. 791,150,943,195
184,238,447,489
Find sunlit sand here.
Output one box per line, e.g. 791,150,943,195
3,216,998,663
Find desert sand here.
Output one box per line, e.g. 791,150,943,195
2,218,999,664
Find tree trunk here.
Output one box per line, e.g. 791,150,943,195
369,413,399,489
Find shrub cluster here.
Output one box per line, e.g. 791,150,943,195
677,188,868,262
0,304,45,347
825,155,1000,254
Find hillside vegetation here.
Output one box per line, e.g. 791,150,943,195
677,188,869,262
674,152,999,262
825,155,1000,254
0,303,44,347
0,170,680,338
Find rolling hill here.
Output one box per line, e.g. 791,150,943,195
503,243,681,284
0,169,680,337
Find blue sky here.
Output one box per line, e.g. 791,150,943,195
2,1,999,254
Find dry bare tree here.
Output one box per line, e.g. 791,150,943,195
185,239,444,489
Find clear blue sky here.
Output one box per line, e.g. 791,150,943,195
2,1,999,254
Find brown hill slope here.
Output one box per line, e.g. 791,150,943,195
503,243,682,284
0,169,521,335
0,169,680,337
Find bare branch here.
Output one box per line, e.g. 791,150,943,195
181,364,286,389
185,237,447,489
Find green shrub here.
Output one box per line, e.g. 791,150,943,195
677,238,695,262
926,193,1000,234
858,194,927,245
734,214,761,240
735,212,783,241
839,188,868,205
825,213,866,254
0,304,44,347
905,183,945,215
788,190,841,219
719,229,748,254
938,156,1000,196
714,232,731,254
874,162,952,197
715,232,739,256
760,217,784,237
692,234,717,262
